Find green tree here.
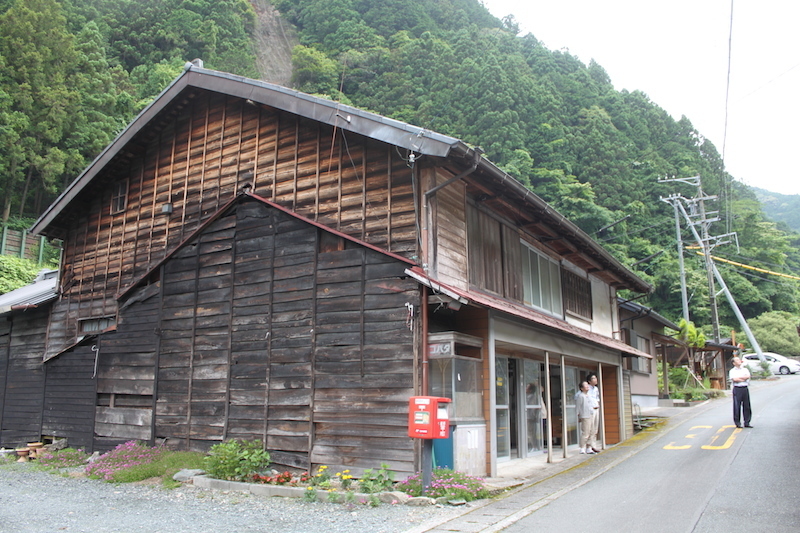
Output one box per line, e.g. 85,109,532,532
747,311,800,357
291,45,340,95
0,0,79,221
0,255,46,294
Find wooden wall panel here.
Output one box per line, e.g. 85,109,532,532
601,366,621,444
310,246,418,476
0,320,9,438
140,199,418,472
91,284,161,450
42,344,96,451
50,89,418,362
0,307,48,447
434,170,468,289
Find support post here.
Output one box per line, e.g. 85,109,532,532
422,439,433,491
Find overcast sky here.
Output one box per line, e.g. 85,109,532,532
481,0,800,196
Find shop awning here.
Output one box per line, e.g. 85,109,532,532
406,267,653,359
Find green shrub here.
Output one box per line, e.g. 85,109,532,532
357,463,395,493
0,256,43,294
668,367,690,392
204,439,270,482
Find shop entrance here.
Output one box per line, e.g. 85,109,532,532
548,364,579,448
496,357,546,461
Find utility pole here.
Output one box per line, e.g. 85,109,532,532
694,191,721,343
660,177,764,360
659,176,721,341
670,200,690,323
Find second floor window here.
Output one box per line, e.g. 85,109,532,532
562,269,593,320
79,317,115,334
111,180,128,214
521,242,562,316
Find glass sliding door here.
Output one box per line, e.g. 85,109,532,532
495,356,510,460
523,359,544,455
564,366,579,446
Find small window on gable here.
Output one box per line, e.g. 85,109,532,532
79,317,115,334
111,180,128,214
562,269,593,320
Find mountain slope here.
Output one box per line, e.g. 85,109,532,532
753,188,800,233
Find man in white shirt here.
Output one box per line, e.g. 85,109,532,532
576,381,598,454
586,373,601,452
729,357,753,428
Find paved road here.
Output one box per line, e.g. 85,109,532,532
503,376,800,533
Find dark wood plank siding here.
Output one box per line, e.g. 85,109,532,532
433,170,468,289
93,285,160,451
42,344,96,451
467,206,503,294
0,320,10,439
502,225,523,301
0,307,48,447
312,246,418,475
50,89,417,360
147,199,418,474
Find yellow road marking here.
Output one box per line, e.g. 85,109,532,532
663,425,724,450
701,426,741,450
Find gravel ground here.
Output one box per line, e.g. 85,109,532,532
0,462,467,533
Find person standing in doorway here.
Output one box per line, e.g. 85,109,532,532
729,357,753,428
576,381,597,454
586,373,601,453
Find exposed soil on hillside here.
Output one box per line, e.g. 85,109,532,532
251,0,297,86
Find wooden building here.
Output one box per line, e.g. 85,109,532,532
0,64,653,477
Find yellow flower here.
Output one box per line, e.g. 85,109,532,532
307,486,314,491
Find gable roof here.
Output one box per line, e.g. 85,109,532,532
31,64,650,294
618,297,680,331
118,191,416,300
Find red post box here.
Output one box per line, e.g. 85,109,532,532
408,396,451,439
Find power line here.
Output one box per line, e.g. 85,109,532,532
694,251,800,281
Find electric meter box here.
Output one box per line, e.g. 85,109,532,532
408,396,451,439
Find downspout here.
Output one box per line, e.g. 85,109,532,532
619,307,651,343
421,289,429,395
423,148,483,200
418,148,481,391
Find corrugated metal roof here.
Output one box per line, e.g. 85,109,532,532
0,269,58,315
618,297,679,330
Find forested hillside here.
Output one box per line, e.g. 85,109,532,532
1,0,799,345
754,188,800,234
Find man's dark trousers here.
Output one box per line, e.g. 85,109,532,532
732,386,751,427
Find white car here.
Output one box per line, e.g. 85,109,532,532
742,352,800,375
